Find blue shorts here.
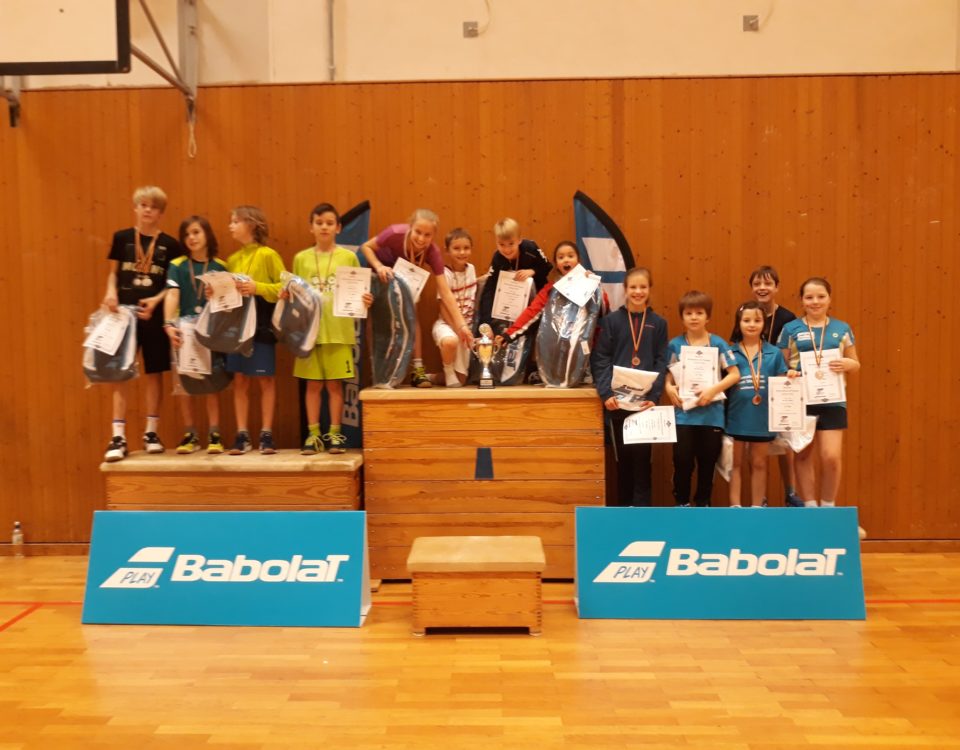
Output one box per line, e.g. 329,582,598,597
807,404,847,431
226,341,276,376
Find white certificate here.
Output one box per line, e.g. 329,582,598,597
623,406,678,444
83,310,130,355
393,257,431,303
334,266,372,319
671,358,724,411
800,349,846,404
679,345,720,399
553,264,601,307
202,271,242,312
176,319,211,376
491,274,533,322
767,376,806,432
611,366,659,411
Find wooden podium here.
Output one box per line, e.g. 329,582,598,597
102,451,363,511
360,385,605,578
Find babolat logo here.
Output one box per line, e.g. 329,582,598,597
593,541,665,583
100,547,350,588
100,546,176,588
594,541,846,583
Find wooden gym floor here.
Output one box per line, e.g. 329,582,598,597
1,554,959,749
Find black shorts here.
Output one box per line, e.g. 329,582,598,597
726,434,775,443
807,404,847,431
137,316,171,374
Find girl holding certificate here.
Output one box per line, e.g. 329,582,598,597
223,205,286,455
777,278,860,517
163,216,228,455
361,209,473,387
726,302,791,507
591,267,668,507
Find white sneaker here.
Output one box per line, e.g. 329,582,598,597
143,431,165,454
104,436,128,462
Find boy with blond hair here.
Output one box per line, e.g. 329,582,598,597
476,217,551,333
102,186,182,461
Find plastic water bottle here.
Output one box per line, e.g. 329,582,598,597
11,521,24,558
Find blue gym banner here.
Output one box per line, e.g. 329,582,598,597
576,507,865,620
82,511,371,627
337,201,372,450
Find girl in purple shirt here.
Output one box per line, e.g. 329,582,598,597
361,209,473,387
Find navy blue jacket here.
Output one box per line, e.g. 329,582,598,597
591,305,669,403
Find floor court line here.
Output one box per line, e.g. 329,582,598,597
0,604,43,633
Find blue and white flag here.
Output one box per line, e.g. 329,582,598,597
573,191,635,312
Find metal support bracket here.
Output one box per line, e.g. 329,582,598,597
131,0,199,155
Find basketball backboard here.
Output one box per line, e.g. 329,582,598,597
0,0,130,75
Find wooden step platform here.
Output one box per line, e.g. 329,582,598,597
101,450,363,511
407,535,546,635
361,385,605,579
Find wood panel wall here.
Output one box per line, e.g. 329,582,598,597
1,74,958,545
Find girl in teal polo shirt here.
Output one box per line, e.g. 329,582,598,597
726,301,792,507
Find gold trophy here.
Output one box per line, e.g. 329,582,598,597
472,323,500,389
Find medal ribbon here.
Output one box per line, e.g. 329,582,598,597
313,247,335,291
188,257,209,310
805,316,829,370
404,230,427,269
628,308,648,366
134,229,158,276
742,343,763,401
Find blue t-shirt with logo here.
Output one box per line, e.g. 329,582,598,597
726,341,789,438
777,317,855,408
667,333,737,428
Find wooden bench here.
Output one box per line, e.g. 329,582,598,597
406,535,546,636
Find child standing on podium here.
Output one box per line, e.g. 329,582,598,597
591,267,668,506
730,264,801,506
778,277,861,523
289,203,372,454
223,205,286,455
664,291,740,507
725,301,791,507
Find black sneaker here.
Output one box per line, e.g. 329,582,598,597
143,432,165,454
104,436,128,462
526,370,542,385
259,431,276,455
229,432,252,455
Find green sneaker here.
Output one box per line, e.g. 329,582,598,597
301,434,324,455
324,431,348,455
411,366,432,388
176,432,200,454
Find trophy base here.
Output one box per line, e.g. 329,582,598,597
478,377,495,389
